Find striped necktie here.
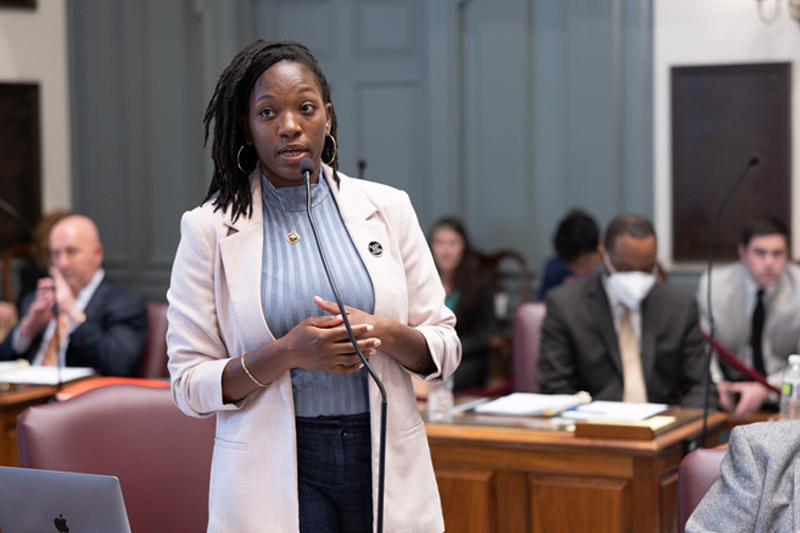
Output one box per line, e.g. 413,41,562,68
41,315,67,366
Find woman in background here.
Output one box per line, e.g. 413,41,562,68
430,218,495,391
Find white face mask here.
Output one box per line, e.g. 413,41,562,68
603,251,658,309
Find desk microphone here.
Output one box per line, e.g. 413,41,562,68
700,153,760,447
300,157,388,533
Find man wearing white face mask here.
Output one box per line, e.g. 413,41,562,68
537,215,716,408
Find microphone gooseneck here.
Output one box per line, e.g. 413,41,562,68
701,153,760,447
300,158,388,533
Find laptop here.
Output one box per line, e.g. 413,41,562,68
0,466,131,533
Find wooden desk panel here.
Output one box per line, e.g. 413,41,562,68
0,384,57,466
427,409,726,533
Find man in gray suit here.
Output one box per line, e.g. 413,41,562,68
696,217,800,419
686,420,800,533
538,214,715,408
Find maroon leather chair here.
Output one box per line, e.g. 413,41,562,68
17,383,215,533
136,301,169,379
678,447,727,533
512,302,546,392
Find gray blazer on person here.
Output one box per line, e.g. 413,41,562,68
686,420,800,533
697,262,800,386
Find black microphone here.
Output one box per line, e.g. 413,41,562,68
357,159,367,180
700,153,760,447
299,158,315,179
300,157,388,533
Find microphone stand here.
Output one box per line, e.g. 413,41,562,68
302,163,388,533
0,198,63,388
701,154,760,447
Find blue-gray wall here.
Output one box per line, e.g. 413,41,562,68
67,0,654,301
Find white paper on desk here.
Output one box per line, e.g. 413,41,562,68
0,366,96,385
473,393,589,416
560,401,668,422
0,359,29,373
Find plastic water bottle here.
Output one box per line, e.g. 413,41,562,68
780,354,800,421
427,377,454,421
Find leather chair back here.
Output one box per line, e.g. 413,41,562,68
513,302,546,392
678,447,727,533
17,383,215,533
136,301,169,378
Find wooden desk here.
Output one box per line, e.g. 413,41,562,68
426,408,726,533
0,383,59,467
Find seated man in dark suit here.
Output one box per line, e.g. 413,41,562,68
537,214,716,408
0,215,148,376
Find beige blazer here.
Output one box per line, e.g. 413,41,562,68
697,262,800,386
166,167,460,533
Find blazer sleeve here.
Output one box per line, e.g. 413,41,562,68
685,426,765,533
394,190,460,383
167,209,239,418
537,291,581,395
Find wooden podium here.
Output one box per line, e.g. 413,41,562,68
426,407,726,533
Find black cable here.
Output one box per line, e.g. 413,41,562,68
302,166,387,533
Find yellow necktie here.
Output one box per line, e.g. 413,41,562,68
41,315,67,367
619,307,646,403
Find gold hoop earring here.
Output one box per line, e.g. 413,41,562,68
237,144,259,174
323,135,337,166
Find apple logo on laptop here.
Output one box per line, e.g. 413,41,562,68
54,514,69,532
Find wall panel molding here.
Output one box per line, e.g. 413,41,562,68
67,0,653,300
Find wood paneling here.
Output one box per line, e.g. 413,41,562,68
671,62,791,261
433,445,633,478
428,410,726,533
530,475,629,533
0,83,40,251
437,468,493,533
660,469,679,533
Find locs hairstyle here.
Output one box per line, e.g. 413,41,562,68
202,40,339,222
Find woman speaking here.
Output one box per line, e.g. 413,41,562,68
166,40,460,532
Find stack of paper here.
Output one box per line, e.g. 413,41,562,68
473,392,591,417
0,366,96,385
560,401,668,422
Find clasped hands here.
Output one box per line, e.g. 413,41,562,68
716,380,773,420
282,296,382,375
17,268,82,341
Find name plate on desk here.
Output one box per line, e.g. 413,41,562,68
574,415,677,440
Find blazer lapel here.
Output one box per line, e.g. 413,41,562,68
324,168,390,382
587,274,624,378
217,174,275,350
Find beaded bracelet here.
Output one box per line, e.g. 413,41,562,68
241,353,268,388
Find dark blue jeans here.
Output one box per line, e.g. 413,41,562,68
296,412,373,533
